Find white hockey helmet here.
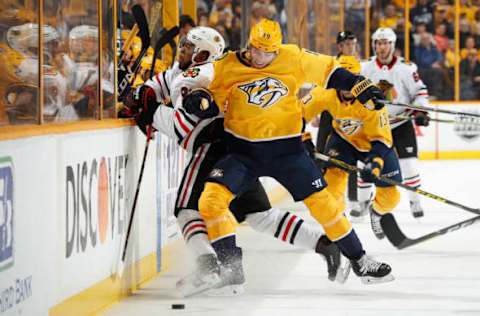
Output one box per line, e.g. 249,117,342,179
69,25,98,40
69,25,98,62
185,26,225,64
7,23,59,56
371,27,396,53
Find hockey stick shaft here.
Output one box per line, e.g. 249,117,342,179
391,114,480,126
118,24,139,62
379,100,480,118
315,152,480,215
121,126,153,262
381,213,480,249
118,4,150,98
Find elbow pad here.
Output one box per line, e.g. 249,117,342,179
183,88,220,119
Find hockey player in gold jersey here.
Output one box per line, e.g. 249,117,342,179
184,19,393,283
303,55,402,240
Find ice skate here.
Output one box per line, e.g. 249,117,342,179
176,254,222,297
315,236,350,283
351,254,394,284
207,250,245,296
369,206,385,239
349,200,370,222
410,200,424,218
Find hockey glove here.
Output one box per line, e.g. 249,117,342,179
351,76,386,110
413,110,430,127
183,88,219,119
130,85,160,134
360,156,384,183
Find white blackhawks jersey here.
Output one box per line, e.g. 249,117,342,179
361,56,429,129
145,61,218,152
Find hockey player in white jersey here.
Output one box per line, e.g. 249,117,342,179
124,27,348,296
359,27,430,224
4,23,69,122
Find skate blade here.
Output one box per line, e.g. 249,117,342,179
206,284,245,297
360,274,395,285
335,261,351,284
176,274,222,297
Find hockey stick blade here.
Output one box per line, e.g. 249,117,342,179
381,213,480,249
132,4,150,49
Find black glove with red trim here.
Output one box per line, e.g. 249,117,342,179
413,110,430,127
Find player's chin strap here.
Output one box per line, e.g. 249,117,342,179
314,152,480,216
379,100,480,118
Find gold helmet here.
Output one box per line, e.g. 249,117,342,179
248,18,282,53
337,55,361,74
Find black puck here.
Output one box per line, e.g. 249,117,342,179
172,304,185,310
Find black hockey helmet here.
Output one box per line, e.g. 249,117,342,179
336,31,356,44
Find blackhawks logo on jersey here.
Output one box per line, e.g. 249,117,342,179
182,67,200,78
238,77,288,108
335,118,363,136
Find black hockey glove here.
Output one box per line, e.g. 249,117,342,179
413,111,430,127
183,88,219,119
128,85,160,134
360,156,384,183
351,76,386,110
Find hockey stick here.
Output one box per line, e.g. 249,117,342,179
314,152,480,215
149,26,179,80
118,24,139,62
379,100,480,118
114,126,154,277
380,213,480,249
390,114,480,127
118,4,150,99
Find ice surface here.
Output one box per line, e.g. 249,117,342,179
103,160,480,316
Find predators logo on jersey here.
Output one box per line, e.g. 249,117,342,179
335,118,363,136
238,77,288,109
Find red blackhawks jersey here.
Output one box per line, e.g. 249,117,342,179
144,61,219,152
361,56,429,129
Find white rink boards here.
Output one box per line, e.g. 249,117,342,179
103,160,480,316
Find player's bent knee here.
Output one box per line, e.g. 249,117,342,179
304,190,352,241
373,186,400,214
325,167,349,202
198,182,237,241
199,182,235,218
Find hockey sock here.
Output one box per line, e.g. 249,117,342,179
400,157,421,203
334,229,365,260
245,208,323,250
177,209,217,258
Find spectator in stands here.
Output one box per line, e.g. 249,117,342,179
379,3,401,31
461,35,478,59
179,15,195,38
209,0,233,28
412,22,428,47
460,13,472,48
198,13,209,27
410,0,435,33
414,32,444,98
459,0,478,24
434,23,450,54
460,48,480,99
435,5,455,38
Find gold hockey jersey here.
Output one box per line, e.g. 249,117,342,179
302,87,393,152
208,44,338,142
